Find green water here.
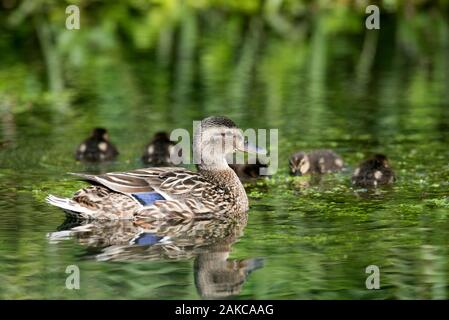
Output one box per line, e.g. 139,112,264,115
1,9,449,299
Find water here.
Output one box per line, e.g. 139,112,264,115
1,15,449,299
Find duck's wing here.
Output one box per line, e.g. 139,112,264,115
70,167,212,202
134,198,229,221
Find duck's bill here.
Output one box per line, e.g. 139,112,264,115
239,141,267,155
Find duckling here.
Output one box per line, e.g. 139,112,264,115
352,154,395,187
141,132,177,166
289,149,344,175
75,128,118,162
228,160,268,180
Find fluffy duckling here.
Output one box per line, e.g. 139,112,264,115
75,128,118,162
141,132,177,166
228,160,268,180
289,149,344,175
352,154,395,187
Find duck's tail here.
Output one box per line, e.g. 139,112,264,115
46,195,94,218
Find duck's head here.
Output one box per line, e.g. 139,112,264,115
372,154,390,167
153,131,170,142
194,116,265,170
289,151,310,176
194,253,264,299
91,127,109,141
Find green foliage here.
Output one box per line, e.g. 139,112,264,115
0,0,448,111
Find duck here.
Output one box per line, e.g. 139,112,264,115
351,154,395,187
141,131,177,166
47,116,265,220
75,127,119,162
228,160,268,180
289,149,344,175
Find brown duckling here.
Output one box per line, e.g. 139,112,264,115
228,160,268,180
352,154,395,187
141,132,177,166
289,149,344,175
75,128,118,162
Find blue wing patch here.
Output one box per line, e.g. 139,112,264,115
134,233,163,246
132,192,165,205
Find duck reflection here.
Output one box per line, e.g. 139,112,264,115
194,244,264,299
48,213,263,299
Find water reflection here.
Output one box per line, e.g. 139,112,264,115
48,213,263,299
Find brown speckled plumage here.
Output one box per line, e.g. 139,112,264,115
47,117,262,221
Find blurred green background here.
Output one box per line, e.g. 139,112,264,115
1,0,448,116
1,0,449,299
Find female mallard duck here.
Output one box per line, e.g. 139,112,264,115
47,116,265,220
289,149,343,175
352,154,395,187
141,131,177,166
75,127,119,162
